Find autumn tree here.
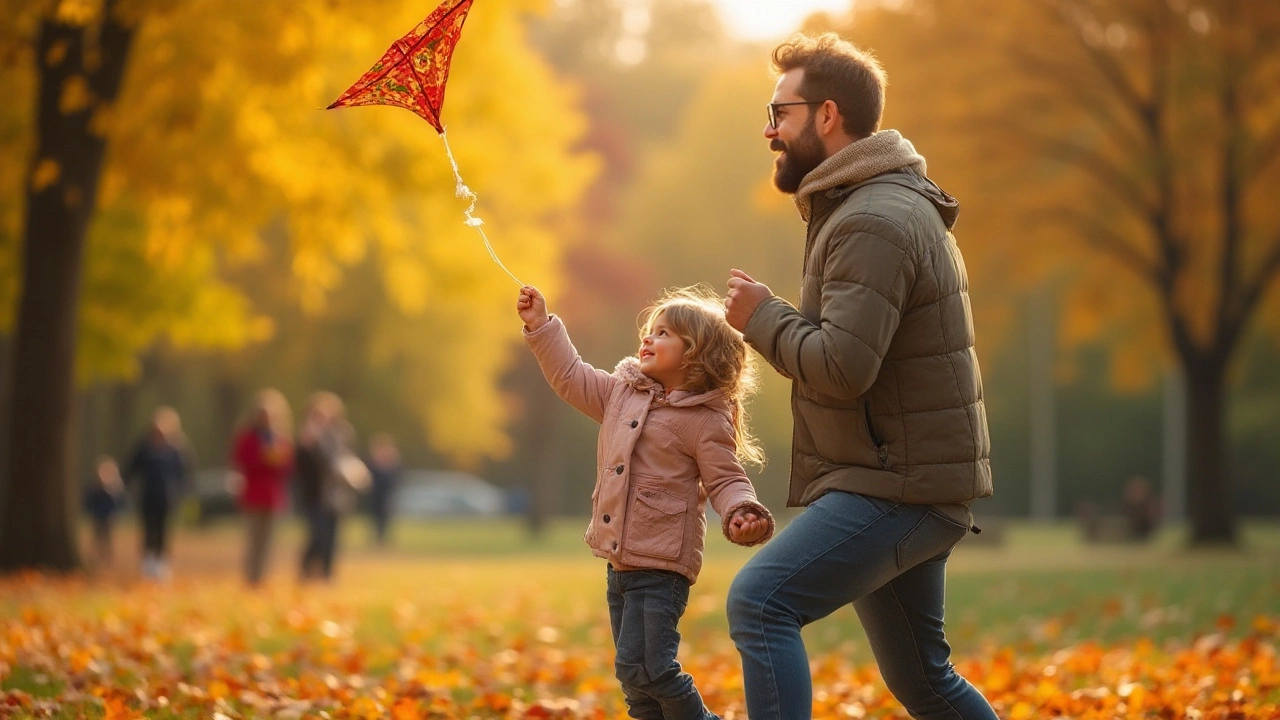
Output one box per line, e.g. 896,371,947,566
0,0,594,570
829,0,1280,544
1,0,141,571
977,0,1280,545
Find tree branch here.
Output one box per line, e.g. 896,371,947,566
1226,239,1280,350
1042,0,1155,140
1038,206,1161,286
1238,6,1280,186
1210,0,1243,354
1005,44,1149,152
999,120,1156,219
1244,122,1280,186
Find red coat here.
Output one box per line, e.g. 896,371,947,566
233,428,295,512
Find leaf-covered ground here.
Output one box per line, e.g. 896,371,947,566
1,520,1278,718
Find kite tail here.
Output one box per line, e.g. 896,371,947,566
440,129,524,287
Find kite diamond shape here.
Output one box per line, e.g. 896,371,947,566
326,0,475,133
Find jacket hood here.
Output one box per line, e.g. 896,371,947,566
795,130,959,229
613,357,731,414
869,168,960,231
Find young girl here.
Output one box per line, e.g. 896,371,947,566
517,284,774,720
84,455,126,570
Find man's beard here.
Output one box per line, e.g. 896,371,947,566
771,120,826,194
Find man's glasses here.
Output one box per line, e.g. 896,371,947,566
767,101,823,129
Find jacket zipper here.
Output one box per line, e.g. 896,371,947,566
864,402,889,469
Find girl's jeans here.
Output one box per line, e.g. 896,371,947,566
607,566,719,720
727,490,997,720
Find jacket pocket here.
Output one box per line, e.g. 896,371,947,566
864,402,890,470
795,395,871,467
895,510,968,571
625,486,688,561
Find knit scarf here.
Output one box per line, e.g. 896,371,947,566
794,129,927,222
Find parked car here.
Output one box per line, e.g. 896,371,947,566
395,470,506,517
192,467,241,525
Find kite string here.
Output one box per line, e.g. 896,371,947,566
440,128,524,287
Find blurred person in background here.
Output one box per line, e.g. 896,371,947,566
295,391,365,582
232,388,295,588
123,406,193,581
365,433,401,547
724,33,996,719
84,455,126,570
1122,475,1160,541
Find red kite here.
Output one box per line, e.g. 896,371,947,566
327,0,524,285
326,0,474,133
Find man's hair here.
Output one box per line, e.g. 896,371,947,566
772,32,886,139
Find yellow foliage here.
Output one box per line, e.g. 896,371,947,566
58,74,92,114
30,157,59,192
54,0,101,26
824,0,1280,389
1,0,596,461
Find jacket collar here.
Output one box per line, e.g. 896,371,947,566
614,357,730,412
794,129,926,222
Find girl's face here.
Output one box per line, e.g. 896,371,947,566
639,312,689,389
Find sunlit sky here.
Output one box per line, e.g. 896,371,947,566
706,0,854,40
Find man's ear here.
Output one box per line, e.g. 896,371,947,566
817,99,842,136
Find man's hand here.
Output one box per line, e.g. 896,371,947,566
725,268,773,332
727,507,769,545
517,285,549,331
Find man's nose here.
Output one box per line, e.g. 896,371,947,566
764,122,779,139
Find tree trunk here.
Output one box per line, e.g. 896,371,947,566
0,334,11,515
0,9,136,572
1182,355,1236,545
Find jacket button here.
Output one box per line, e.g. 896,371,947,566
612,541,618,550
603,514,611,523
615,465,624,474
630,420,638,428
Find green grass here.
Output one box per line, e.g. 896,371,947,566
5,515,1274,671
2,517,1277,718
52,514,1280,658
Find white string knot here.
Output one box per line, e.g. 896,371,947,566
441,128,519,284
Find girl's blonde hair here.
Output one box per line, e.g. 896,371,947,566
639,285,765,467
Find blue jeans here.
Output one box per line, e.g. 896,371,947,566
727,491,997,720
139,496,171,557
607,566,719,720
300,506,339,580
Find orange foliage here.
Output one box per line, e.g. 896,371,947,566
0,573,1277,719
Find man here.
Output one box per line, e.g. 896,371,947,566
723,33,997,719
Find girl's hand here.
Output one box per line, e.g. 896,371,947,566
727,507,769,545
517,285,549,331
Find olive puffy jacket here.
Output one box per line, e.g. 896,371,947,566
746,164,992,509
